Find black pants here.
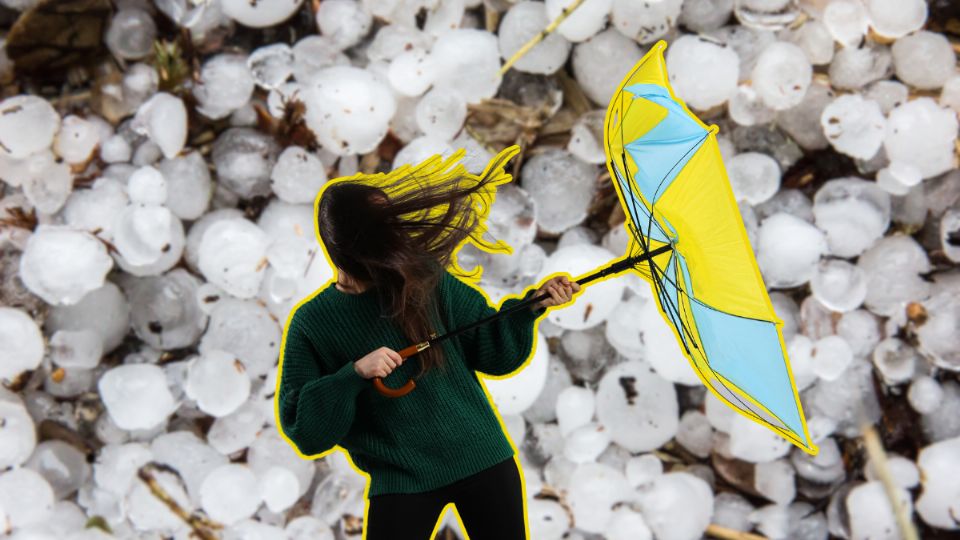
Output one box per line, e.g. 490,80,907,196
365,457,527,540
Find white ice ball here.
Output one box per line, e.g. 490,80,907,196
303,65,396,155
19,225,114,306
0,307,44,381
0,95,60,159
483,333,549,415
751,42,812,110
222,0,304,28
98,364,178,430
499,1,571,75
666,34,740,110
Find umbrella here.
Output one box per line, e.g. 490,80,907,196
603,40,818,455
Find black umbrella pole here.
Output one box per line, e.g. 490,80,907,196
373,243,672,397
436,243,674,345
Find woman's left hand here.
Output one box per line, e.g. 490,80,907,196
533,275,581,310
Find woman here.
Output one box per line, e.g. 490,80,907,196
276,147,580,540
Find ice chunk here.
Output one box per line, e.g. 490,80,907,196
728,412,792,463
127,166,167,206
823,0,867,46
563,422,610,463
885,98,957,180
105,9,156,60
864,453,919,490
640,472,713,540
676,410,714,458
0,307,44,381
200,464,261,525
499,1,571,75
865,80,908,114
567,110,606,164
625,454,663,487
604,294,645,360
415,88,466,141
847,481,912,540
752,42,812,110
19,225,113,306
837,309,881,357
596,361,678,452
247,43,294,89
776,81,832,150
680,0,735,33
729,84,776,126
572,28,643,105
527,498,570,540
303,65,396,155
556,386,595,436
185,350,251,418
865,0,927,39
606,507,653,540
222,0,303,28
315,0,372,50
212,128,280,199
98,364,178,430
756,212,827,288
13,150,73,214
387,48,436,97
892,31,956,90
198,218,270,299
50,329,102,370
291,36,350,83
611,0,683,43
942,210,960,263
811,259,866,312
781,20,834,65
755,459,796,504
567,462,631,533
813,177,891,258
638,293,700,385
430,29,502,104
940,75,960,113
828,43,892,90
666,35,740,110
916,291,960,371
728,152,781,204
158,152,213,220
876,162,921,196
871,338,918,386
546,0,612,42
270,146,327,205
806,358,881,437
0,95,60,159
194,54,256,120
858,234,931,317
521,148,597,235
916,436,960,529
133,93,187,160
53,115,101,164
811,335,853,382
820,95,885,160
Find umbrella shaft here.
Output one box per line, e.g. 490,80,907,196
430,244,673,348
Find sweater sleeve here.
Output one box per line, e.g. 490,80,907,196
276,309,369,457
441,271,547,377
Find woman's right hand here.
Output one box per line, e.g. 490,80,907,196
353,346,404,379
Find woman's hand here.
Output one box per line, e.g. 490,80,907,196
354,346,404,379
533,275,581,310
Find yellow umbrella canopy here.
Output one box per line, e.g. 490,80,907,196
604,40,818,455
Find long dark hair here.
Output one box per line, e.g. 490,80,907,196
317,146,520,377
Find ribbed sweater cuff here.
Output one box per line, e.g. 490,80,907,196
333,361,369,394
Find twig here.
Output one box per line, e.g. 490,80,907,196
137,463,222,540
500,0,587,75
861,423,920,540
706,524,769,540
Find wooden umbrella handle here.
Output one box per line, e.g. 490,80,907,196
372,342,426,398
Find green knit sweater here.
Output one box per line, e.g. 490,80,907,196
277,269,547,496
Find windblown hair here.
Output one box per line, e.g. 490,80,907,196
317,145,521,377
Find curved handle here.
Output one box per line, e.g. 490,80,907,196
371,342,427,398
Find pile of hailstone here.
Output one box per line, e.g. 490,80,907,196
2,0,960,539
